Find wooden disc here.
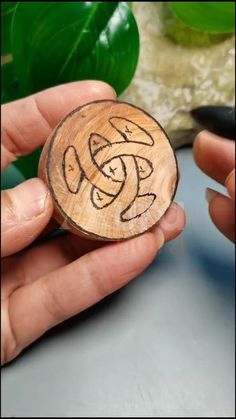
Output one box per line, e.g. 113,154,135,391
38,100,178,241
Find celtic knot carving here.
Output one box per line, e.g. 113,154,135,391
62,117,157,222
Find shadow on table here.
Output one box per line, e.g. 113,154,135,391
189,242,235,294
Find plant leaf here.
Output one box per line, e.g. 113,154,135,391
13,147,43,180
1,61,21,103
11,1,139,96
1,163,25,190
168,2,235,34
1,2,18,55
165,13,232,48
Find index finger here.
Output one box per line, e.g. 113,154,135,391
1,81,116,170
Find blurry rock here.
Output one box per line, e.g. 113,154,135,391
120,2,235,149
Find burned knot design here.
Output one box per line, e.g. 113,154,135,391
62,117,157,221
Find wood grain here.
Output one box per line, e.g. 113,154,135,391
38,100,178,241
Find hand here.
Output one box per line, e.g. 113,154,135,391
1,81,185,365
193,130,235,242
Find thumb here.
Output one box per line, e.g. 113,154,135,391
2,178,53,257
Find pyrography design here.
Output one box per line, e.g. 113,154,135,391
62,117,157,222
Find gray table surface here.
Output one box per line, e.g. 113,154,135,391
1,148,235,418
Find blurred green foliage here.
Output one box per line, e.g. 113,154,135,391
1,1,139,180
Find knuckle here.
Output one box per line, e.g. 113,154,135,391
83,252,110,299
41,278,65,323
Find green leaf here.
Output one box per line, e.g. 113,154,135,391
1,163,25,190
1,2,17,13
168,2,235,34
1,2,18,55
11,1,139,97
1,61,21,103
165,13,232,48
13,147,43,180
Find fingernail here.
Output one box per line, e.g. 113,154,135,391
153,227,165,249
12,178,49,220
162,203,178,224
225,170,234,187
205,187,218,204
225,169,235,200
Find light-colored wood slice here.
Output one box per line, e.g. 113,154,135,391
38,100,178,241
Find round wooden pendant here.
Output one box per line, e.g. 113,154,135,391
39,100,178,241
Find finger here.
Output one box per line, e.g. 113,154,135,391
153,202,186,242
206,188,235,242
1,81,116,169
1,178,53,257
193,130,235,185
8,230,165,355
6,202,185,287
225,169,235,200
3,232,104,297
